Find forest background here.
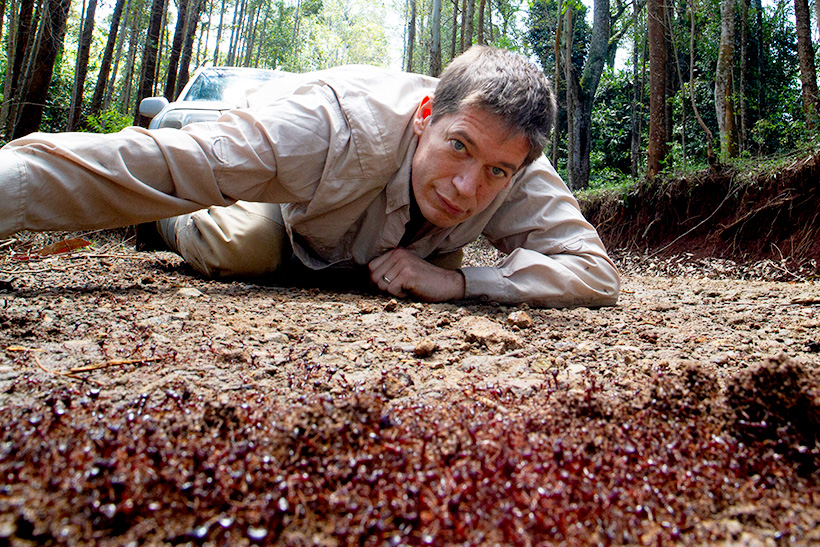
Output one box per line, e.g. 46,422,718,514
0,0,818,191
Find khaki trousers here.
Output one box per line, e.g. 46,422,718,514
156,202,463,279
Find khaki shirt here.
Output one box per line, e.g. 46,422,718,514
0,65,619,307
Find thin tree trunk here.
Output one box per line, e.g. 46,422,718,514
120,20,140,111
227,0,245,66
292,0,301,67
177,0,201,90
68,0,97,131
406,0,416,71
242,1,259,66
3,0,35,135
665,0,686,168
430,0,442,75
794,0,819,127
88,0,125,121
134,0,166,126
647,0,669,178
630,0,641,178
12,0,71,138
567,0,612,189
212,0,226,64
0,0,20,132
564,7,575,188
196,0,212,65
153,0,168,95
461,0,473,51
688,0,715,165
104,0,132,112
164,0,188,100
738,0,749,151
715,0,738,159
253,0,269,67
476,0,484,44
552,0,562,167
449,0,458,60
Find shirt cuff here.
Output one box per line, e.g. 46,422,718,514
461,266,507,300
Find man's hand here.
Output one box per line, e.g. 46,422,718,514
368,248,466,302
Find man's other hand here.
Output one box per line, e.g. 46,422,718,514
369,248,466,302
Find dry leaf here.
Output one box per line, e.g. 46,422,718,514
36,237,92,257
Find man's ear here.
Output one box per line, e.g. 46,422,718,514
413,95,434,136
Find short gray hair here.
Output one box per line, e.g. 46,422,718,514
431,46,556,166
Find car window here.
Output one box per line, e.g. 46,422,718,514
183,69,282,104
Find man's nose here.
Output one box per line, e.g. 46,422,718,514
452,164,481,197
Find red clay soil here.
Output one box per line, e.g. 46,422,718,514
581,151,820,276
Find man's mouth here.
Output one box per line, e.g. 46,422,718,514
437,193,465,217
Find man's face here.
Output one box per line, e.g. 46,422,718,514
411,97,530,228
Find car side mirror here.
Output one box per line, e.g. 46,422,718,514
139,97,169,119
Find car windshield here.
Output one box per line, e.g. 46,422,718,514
182,68,281,105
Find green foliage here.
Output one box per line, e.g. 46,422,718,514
528,0,590,75
590,68,635,177
83,109,133,134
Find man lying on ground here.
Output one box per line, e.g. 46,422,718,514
0,46,619,308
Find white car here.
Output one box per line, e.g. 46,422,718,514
139,66,287,129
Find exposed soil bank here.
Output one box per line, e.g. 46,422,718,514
581,151,820,278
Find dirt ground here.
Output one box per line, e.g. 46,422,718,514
1,230,819,546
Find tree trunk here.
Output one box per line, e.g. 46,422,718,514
688,0,715,165
177,0,201,90
134,0,166,126
253,1,269,67
715,0,738,160
460,0,473,51
647,0,669,178
450,0,458,60
430,0,442,75
103,0,132,112
794,0,819,128
2,0,35,135
406,0,416,71
566,0,613,190
564,7,575,188
120,18,140,111
212,0,226,64
0,0,20,132
551,0,562,167
227,0,246,66
242,1,258,66
12,0,71,138
630,0,642,178
67,0,97,131
88,0,125,121
476,0,484,44
738,0,748,151
164,0,189,100
154,0,168,94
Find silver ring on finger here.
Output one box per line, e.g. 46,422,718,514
382,275,392,284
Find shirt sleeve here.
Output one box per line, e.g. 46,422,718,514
0,85,342,237
460,156,621,308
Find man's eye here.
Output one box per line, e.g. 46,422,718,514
451,139,466,151
491,166,508,178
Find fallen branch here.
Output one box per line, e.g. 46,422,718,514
68,357,162,373
6,346,161,377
